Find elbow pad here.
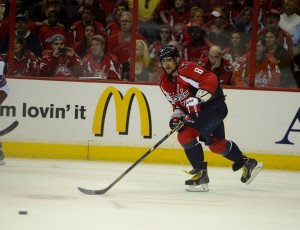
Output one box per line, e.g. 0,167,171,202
196,89,212,103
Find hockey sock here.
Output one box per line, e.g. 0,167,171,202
184,142,205,169
222,141,245,171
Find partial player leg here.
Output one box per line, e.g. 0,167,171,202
184,162,209,192
0,90,7,105
233,155,263,185
208,123,263,185
0,142,5,165
178,127,209,192
0,89,8,165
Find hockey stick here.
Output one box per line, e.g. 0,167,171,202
78,121,184,195
0,121,19,137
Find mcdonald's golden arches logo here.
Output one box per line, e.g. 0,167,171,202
92,86,152,138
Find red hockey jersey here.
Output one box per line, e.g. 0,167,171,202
40,51,84,78
0,51,39,76
232,53,281,87
159,60,223,113
199,57,234,85
82,53,121,79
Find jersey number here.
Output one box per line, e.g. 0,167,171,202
194,68,203,75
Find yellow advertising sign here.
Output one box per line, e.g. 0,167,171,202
93,86,152,138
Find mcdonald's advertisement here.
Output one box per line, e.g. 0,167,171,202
1,78,300,169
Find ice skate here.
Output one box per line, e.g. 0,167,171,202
184,167,209,192
241,157,263,185
0,142,5,165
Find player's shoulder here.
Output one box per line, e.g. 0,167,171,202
178,60,203,72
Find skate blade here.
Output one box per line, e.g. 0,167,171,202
246,162,264,185
186,183,209,192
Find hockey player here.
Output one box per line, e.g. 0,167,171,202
0,59,8,165
158,45,263,192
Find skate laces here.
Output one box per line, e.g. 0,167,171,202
242,166,249,178
184,169,202,181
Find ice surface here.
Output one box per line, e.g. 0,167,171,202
0,159,299,230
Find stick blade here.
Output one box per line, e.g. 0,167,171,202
0,121,19,136
78,187,107,195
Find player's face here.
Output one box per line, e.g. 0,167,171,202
161,57,178,74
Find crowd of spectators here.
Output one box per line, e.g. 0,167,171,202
0,0,299,88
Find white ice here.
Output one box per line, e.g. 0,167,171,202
0,158,300,230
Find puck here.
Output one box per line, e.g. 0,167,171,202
18,211,28,215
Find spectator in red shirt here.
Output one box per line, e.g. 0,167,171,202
38,10,67,51
74,23,96,58
265,28,296,88
182,25,210,64
107,11,145,65
73,0,107,28
232,36,281,87
260,9,293,57
40,34,84,78
67,5,106,46
82,35,121,80
0,0,36,42
200,45,234,85
0,13,43,58
222,29,248,70
168,0,191,34
28,0,68,30
105,2,129,37
176,6,207,45
99,0,127,18
149,25,173,78
0,35,39,76
207,9,235,50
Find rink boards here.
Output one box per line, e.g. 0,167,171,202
1,78,300,170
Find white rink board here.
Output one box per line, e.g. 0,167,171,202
1,78,300,155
